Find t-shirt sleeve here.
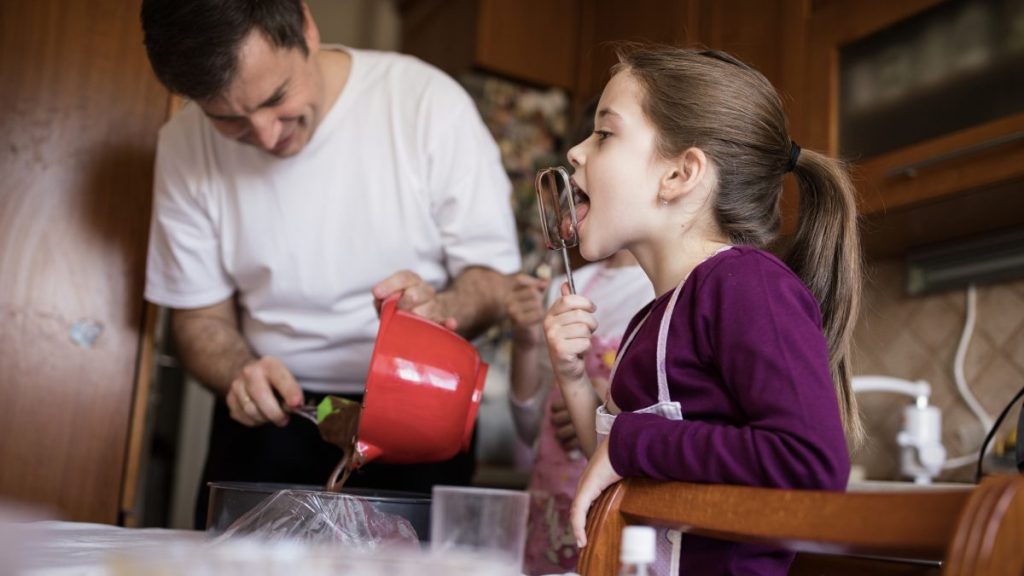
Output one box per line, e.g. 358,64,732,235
508,384,547,446
608,255,850,490
144,120,235,309
421,74,521,278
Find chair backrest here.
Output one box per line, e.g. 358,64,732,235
577,474,1024,576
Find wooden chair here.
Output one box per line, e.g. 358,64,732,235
578,474,1024,576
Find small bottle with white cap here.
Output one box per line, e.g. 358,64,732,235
618,525,656,575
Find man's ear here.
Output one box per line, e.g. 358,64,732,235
659,147,708,203
302,2,320,55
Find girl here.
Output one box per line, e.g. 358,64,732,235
544,45,863,575
506,250,653,575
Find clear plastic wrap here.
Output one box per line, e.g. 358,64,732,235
214,489,420,550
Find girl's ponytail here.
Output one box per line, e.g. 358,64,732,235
785,149,865,448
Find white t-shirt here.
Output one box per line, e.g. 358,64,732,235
145,47,521,394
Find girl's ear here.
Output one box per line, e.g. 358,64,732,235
659,147,708,203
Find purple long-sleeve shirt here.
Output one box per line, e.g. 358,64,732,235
608,246,850,575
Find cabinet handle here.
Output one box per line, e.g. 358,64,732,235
885,131,1024,178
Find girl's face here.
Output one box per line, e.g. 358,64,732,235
567,70,669,261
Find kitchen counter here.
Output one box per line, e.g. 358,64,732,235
2,520,519,576
4,521,203,576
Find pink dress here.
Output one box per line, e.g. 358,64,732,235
519,262,653,575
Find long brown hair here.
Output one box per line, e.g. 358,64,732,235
615,45,864,448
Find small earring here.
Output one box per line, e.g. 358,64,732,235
659,194,669,206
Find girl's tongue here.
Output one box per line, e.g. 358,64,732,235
572,180,590,224
574,201,589,223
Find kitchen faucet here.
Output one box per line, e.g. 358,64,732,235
852,376,946,484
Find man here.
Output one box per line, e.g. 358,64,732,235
140,0,520,527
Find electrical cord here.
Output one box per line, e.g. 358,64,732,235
954,284,993,433
943,284,994,471
975,384,1024,483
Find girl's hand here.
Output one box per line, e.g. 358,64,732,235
570,437,622,548
544,282,598,385
549,395,580,452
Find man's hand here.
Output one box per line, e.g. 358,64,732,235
372,270,458,330
225,356,304,427
570,438,622,548
172,300,307,426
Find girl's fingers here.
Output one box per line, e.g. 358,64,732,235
548,293,596,315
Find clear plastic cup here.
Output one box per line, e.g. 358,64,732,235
429,486,530,571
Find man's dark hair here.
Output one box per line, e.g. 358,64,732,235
141,0,308,101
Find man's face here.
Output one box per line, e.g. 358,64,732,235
198,30,322,158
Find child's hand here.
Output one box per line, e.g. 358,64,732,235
549,395,580,452
544,282,598,385
506,273,548,347
570,437,622,548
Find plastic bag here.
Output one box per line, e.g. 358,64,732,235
215,489,420,550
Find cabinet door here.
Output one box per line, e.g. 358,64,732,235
476,0,580,89
576,0,696,103
573,0,800,131
804,0,1024,223
0,0,168,522
401,0,580,90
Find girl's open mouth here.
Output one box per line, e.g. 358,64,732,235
571,178,590,223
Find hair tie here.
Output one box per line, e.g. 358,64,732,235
785,141,801,173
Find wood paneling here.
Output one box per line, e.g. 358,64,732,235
400,0,580,90
577,0,696,104
0,0,169,523
476,0,580,90
692,0,787,87
400,0,479,82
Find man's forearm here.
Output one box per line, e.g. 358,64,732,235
436,266,511,339
171,300,255,396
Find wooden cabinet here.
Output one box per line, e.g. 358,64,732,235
0,0,168,523
574,0,696,103
400,0,581,90
577,0,798,101
800,0,1024,255
401,0,798,124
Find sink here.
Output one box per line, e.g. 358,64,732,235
847,480,973,493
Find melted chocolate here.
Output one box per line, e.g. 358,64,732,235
315,395,362,492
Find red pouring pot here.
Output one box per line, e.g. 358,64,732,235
354,294,488,466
